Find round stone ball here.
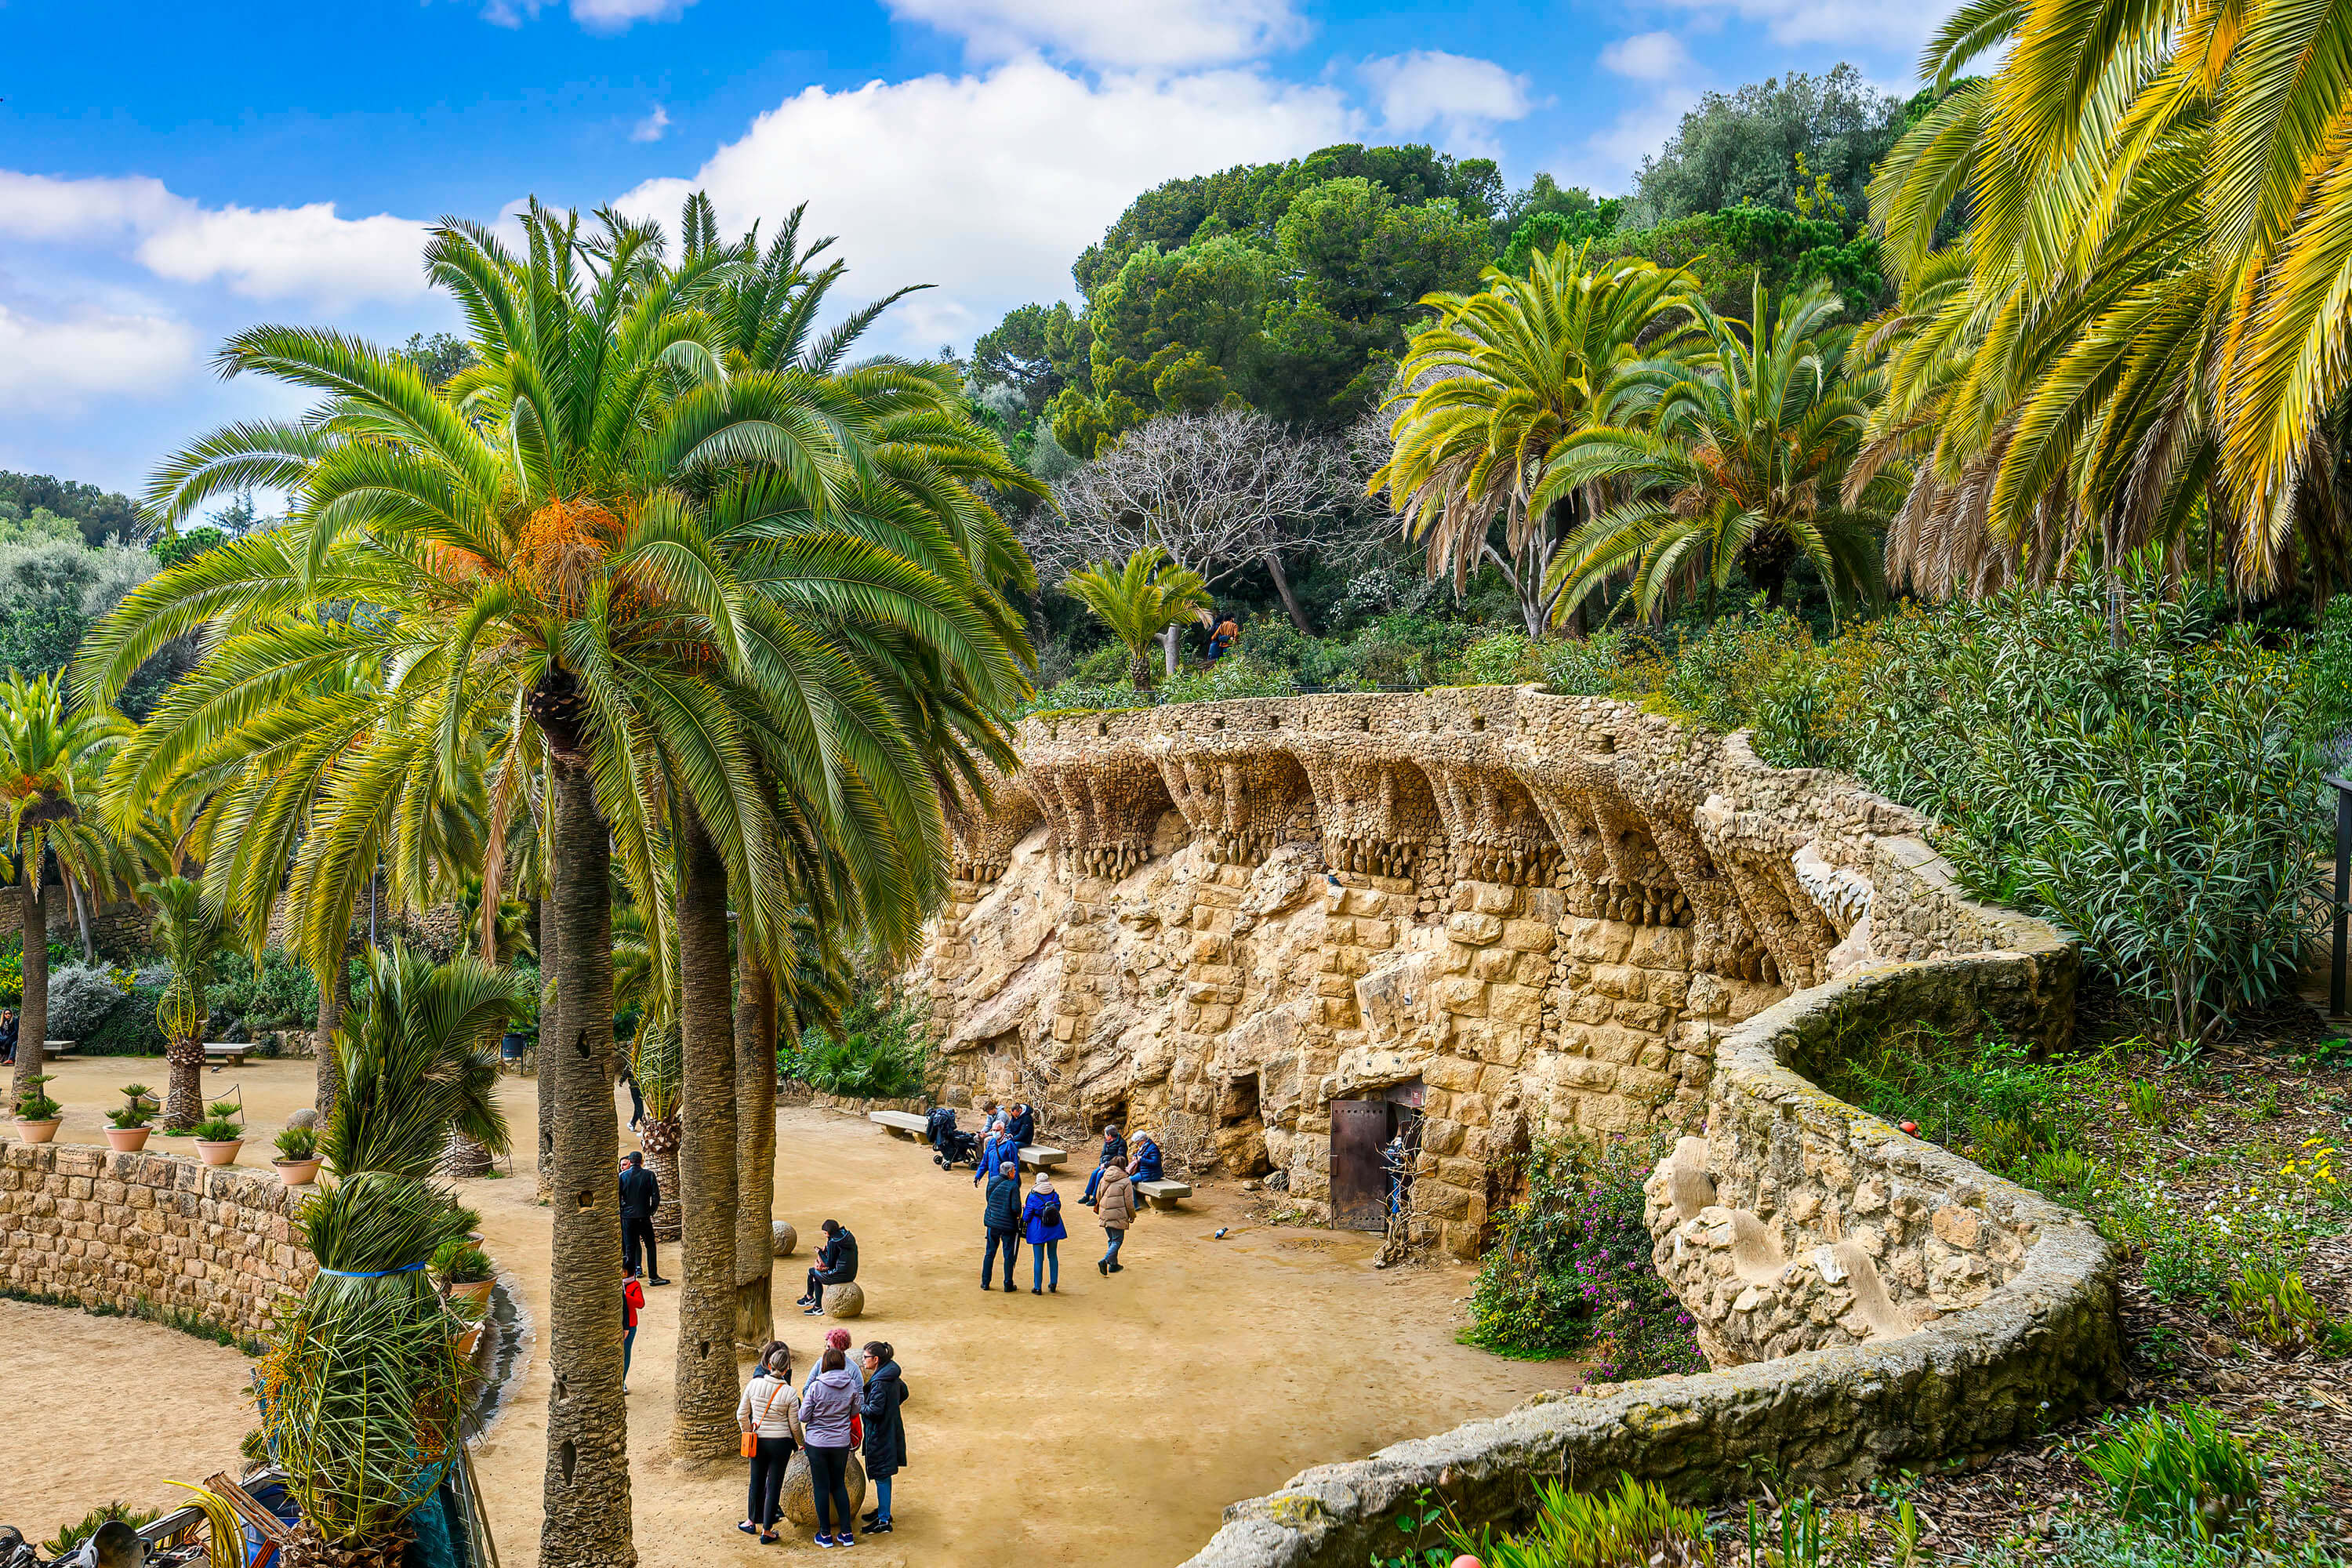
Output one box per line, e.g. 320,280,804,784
822,1281,864,1319
285,1108,321,1131
771,1221,797,1258
780,1448,867,1527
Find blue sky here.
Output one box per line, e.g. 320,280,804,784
0,0,1937,501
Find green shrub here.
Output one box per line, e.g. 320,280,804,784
1011,677,1148,719
1156,650,1301,705
2082,1406,2264,1541
1457,631,1541,686
13,1073,61,1123
2227,1267,2352,1356
1453,1476,1709,1568
1618,604,1813,735
82,978,167,1055
212,948,321,1033
42,1503,159,1558
1827,1028,2097,1181
191,1115,243,1142
432,1237,495,1284
782,985,931,1098
44,961,134,1039
274,1124,318,1161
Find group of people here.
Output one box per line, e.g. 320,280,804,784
736,1329,910,1548
976,1120,1158,1290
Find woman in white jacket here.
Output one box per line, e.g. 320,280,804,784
737,1342,804,1544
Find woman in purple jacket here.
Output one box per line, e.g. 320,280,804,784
1022,1172,1069,1293
799,1347,863,1548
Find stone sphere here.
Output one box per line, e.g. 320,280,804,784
779,1448,867,1528
285,1108,320,1131
771,1221,797,1258
822,1281,864,1319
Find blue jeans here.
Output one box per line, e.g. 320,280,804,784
622,1324,636,1382
1032,1239,1058,1289
873,1477,892,1523
1082,1164,1109,1203
1102,1228,1125,1269
982,1227,1021,1288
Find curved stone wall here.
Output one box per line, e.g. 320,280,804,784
0,1143,310,1341
920,688,2120,1563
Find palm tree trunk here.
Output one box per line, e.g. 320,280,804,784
440,1128,494,1178
537,887,561,1207
733,959,777,1351
12,877,46,1105
538,740,634,1568
314,960,347,1116
671,801,740,1461
641,1112,683,1243
164,1034,204,1129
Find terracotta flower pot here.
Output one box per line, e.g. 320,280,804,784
452,1323,484,1357
196,1138,243,1167
274,1156,323,1186
106,1127,151,1152
13,1119,61,1145
447,1277,495,1306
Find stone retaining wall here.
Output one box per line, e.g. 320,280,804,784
0,1142,311,1341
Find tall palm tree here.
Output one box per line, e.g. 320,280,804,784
1374,243,1702,635
263,947,518,1568
1064,548,1212,687
1547,278,1894,622
0,670,139,1103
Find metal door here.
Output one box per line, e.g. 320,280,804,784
1330,1098,1391,1231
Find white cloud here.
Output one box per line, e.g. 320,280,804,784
632,103,672,143
481,0,694,30
1658,0,1936,52
882,0,1305,69
0,299,198,409
1360,50,1531,154
0,171,431,308
616,58,1355,343
1598,31,1695,82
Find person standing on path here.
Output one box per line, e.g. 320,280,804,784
799,1346,863,1548
799,1218,858,1316
621,1265,646,1392
1093,1157,1134,1275
1022,1171,1067,1293
736,1342,803,1545
618,1151,666,1284
981,1159,1023,1293
857,1341,909,1536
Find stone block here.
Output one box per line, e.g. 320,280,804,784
1436,978,1486,1016
1447,912,1504,946
1501,920,1554,953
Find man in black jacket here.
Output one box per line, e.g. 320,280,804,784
1006,1102,1036,1150
618,1152,667,1285
800,1218,859,1315
979,1160,1022,1294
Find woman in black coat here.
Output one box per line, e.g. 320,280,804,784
856,1341,910,1535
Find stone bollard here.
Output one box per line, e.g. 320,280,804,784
771,1221,797,1258
780,1448,867,1528
822,1281,864,1319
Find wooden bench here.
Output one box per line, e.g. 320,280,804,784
869,1109,929,1140
1136,1178,1192,1210
204,1042,252,1068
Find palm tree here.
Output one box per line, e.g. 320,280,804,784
145,877,228,1128
1064,547,1212,687
1374,242,1701,635
1547,278,1893,623
0,670,139,1103
262,947,517,1568
628,1009,684,1242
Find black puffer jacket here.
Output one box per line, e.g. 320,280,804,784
860,1360,910,1477
982,1172,1022,1231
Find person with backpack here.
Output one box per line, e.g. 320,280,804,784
1093,1157,1135,1275
799,1346,863,1548
736,1342,803,1545
857,1341,909,1536
621,1263,646,1393
981,1158,1023,1293
1022,1171,1068,1293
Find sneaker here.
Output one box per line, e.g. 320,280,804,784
647,1276,671,1287
1109,1262,1123,1272
1031,1287,1042,1294
814,1534,837,1548
861,1510,881,1526
739,1523,757,1536
837,1531,858,1548
862,1521,892,1535
1097,1259,1107,1276
804,1305,826,1316
760,1532,779,1544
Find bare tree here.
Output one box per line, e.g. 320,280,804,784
1034,409,1352,664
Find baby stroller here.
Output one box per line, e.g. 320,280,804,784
934,1126,980,1171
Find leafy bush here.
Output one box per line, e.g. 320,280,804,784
1456,631,1541,686
2082,1406,2263,1541
1827,1027,2097,1181
82,978,166,1055
782,985,931,1099
1011,677,1148,719
1452,1476,1708,1568
192,1115,244,1142
212,948,321,1033
432,1237,494,1284
1617,603,1814,735
42,1503,159,1558
1156,650,1301,704
1465,1131,1701,1377
42,960,133,1039
14,1073,61,1123
2227,1267,2352,1356
274,1124,318,1161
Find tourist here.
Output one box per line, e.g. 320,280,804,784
858,1341,909,1536
617,1152,666,1285
799,1345,862,1548
971,1119,1017,1188
1093,1156,1134,1275
800,1218,858,1316
615,1045,644,1132
982,1157,1023,1293
1006,1101,1036,1149
1080,1122,1128,1203
0,1007,16,1066
736,1341,802,1545
1129,1131,1163,1185
620,1263,645,1392
1208,611,1240,662
1022,1170,1066,1293
806,1327,866,1392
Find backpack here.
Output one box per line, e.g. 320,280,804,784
1039,1196,1062,1230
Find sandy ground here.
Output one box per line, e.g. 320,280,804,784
9,1057,1570,1564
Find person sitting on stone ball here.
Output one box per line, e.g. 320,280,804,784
798,1218,858,1316
1080,1122,1129,1203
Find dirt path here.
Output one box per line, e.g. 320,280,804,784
15,1058,1571,1564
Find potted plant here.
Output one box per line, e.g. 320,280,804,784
273,1124,323,1185
434,1236,496,1305
105,1100,151,1152
121,1083,160,1116
13,1075,63,1144
192,1113,245,1166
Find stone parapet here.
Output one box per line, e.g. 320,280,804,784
0,1141,312,1341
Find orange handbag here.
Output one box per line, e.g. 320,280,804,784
742,1381,785,1457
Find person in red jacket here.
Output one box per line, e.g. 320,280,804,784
622,1264,647,1393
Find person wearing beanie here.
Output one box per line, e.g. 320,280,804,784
1081,1122,1128,1203
1022,1171,1068,1293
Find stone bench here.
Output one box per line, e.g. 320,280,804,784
869,1110,928,1140
1136,1179,1192,1210
204,1043,252,1067
39,1040,76,1060
1018,1145,1066,1172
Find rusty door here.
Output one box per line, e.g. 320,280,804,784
1330,1098,1391,1231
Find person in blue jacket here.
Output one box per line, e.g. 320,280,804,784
1128,1132,1163,1185
971,1119,1018,1187
1022,1171,1068,1293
